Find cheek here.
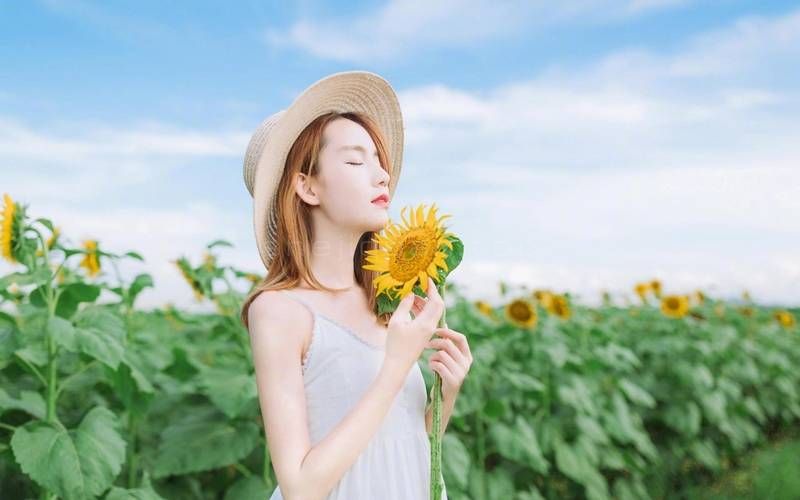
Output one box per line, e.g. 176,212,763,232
324,180,368,220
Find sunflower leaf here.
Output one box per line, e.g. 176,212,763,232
377,292,401,315
441,235,464,277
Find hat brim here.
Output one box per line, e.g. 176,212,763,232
252,70,405,271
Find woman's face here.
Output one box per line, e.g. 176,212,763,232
309,117,391,233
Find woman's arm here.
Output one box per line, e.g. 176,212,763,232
248,291,409,500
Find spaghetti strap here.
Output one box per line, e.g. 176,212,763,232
278,290,317,371
278,290,385,351
279,289,317,315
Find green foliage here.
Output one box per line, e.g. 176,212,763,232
0,199,798,499
10,406,126,500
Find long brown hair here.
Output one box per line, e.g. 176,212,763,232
240,111,394,331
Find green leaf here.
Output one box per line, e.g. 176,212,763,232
504,372,545,392
63,282,102,302
153,406,260,478
618,378,656,409
558,377,598,415
127,274,154,306
207,239,234,249
55,283,102,318
554,438,610,500
14,343,48,367
123,251,145,262
376,291,400,316
0,316,18,369
198,366,257,419
0,388,46,419
49,315,78,352
442,433,470,489
514,416,549,473
490,417,548,473
576,415,610,445
663,401,701,436
689,439,720,470
33,217,54,231
517,486,546,500
699,390,727,424
71,306,126,369
486,466,516,499
440,235,464,279
10,406,126,500
106,471,165,499
106,486,165,500
222,475,269,500
0,268,51,288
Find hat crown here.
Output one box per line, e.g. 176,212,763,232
243,110,286,197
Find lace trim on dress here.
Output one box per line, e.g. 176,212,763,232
314,313,385,351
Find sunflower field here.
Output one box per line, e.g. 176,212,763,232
1,194,799,500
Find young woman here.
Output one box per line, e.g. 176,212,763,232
239,71,472,499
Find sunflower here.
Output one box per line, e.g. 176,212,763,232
202,251,216,272
774,310,796,329
505,298,537,328
661,294,689,318
78,239,101,277
739,306,753,317
634,282,651,302
714,303,725,318
533,289,554,309
1,193,23,264
7,281,20,298
244,273,262,285
650,279,662,298
474,300,495,319
36,225,61,257
548,294,571,320
692,290,706,306
175,257,204,301
363,203,454,300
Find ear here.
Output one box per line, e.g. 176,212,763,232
294,172,320,206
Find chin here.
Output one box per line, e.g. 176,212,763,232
364,213,390,232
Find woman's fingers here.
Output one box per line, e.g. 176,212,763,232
427,337,467,365
432,327,472,361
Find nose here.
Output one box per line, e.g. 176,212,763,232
375,163,390,187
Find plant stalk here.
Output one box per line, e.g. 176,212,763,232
429,282,446,500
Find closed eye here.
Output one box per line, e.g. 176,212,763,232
346,162,363,166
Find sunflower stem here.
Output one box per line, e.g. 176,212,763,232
430,281,446,500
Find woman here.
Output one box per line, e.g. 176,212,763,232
239,71,472,499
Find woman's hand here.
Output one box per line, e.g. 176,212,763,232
384,277,445,373
425,324,472,401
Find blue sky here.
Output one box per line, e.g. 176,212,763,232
2,0,799,309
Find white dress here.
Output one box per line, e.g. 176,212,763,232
268,290,448,500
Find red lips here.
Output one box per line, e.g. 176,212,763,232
371,193,390,203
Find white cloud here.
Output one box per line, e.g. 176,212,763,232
392,8,800,306
4,6,799,309
265,0,695,63
0,117,249,199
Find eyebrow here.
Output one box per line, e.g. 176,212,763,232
337,144,379,157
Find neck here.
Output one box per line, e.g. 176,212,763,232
305,220,364,291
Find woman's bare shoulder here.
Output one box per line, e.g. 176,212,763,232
247,289,314,357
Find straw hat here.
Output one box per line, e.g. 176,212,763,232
242,70,405,271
